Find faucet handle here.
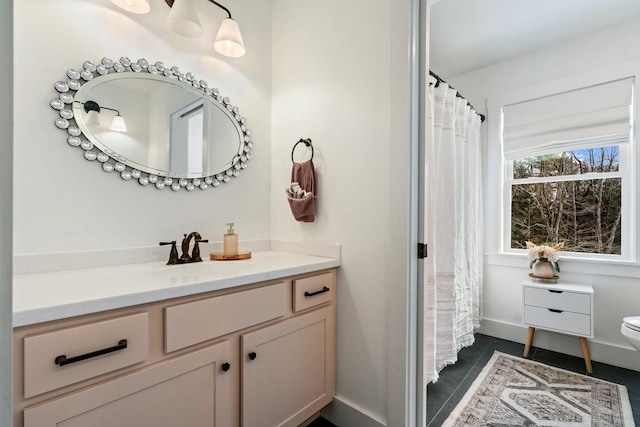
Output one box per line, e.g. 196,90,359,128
159,241,179,265
190,238,208,263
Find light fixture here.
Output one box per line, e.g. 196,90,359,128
165,0,245,58
214,17,245,58
166,0,203,38
82,100,128,132
110,0,150,14
111,113,128,132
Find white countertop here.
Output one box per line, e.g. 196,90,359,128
13,251,340,328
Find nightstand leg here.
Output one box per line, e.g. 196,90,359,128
524,327,535,357
580,337,593,374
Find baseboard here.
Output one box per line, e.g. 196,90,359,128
477,318,640,372
321,396,386,427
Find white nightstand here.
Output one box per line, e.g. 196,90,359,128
521,279,594,373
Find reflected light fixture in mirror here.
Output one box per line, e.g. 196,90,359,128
110,0,150,14
81,100,128,132
165,0,246,58
111,113,128,132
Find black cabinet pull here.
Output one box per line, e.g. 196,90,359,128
221,362,231,372
55,339,128,367
548,290,563,294
304,286,330,297
548,308,563,313
248,352,257,361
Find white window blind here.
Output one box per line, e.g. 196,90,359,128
502,77,633,160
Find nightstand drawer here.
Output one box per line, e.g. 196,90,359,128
524,287,591,314
524,305,591,336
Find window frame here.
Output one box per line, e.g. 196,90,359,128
486,62,640,266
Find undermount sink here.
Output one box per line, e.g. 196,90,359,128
152,261,255,279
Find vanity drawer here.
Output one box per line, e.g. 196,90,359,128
293,272,334,312
524,287,591,314
524,305,591,337
165,282,288,353
23,313,149,398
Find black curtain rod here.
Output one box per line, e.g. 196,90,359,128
429,70,485,123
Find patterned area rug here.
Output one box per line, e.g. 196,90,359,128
442,351,635,427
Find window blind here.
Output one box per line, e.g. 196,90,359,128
502,77,633,160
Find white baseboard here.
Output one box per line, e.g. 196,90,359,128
321,396,386,427
477,318,640,372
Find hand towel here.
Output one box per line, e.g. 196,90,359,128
286,160,316,222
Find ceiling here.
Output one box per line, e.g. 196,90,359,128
430,0,640,78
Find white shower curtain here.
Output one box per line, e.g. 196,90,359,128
424,77,483,384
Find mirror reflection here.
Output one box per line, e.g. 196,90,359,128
73,73,243,179
51,57,253,192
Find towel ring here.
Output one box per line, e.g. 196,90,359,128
291,138,313,163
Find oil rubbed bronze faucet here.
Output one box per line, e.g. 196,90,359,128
180,232,209,263
160,232,208,265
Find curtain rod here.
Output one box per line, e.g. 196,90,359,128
429,70,486,123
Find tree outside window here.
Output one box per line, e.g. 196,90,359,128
510,147,622,255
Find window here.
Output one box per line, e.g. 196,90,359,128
501,78,634,258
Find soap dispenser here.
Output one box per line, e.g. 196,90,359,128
224,222,238,257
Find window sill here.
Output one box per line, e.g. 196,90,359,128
486,253,640,279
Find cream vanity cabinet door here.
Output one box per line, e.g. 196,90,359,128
24,340,233,427
241,305,335,427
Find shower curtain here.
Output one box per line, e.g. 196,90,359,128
424,76,483,384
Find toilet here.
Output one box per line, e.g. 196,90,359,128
621,316,640,351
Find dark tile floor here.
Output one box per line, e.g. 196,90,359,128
426,334,640,426
308,416,337,427
309,334,640,426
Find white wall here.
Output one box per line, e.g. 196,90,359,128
449,20,640,370
271,0,416,425
13,0,272,255
13,2,418,425
1,0,13,425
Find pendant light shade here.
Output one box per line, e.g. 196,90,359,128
111,114,128,132
85,110,101,127
167,0,204,38
110,0,150,14
214,18,245,58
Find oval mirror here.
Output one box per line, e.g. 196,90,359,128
50,57,253,192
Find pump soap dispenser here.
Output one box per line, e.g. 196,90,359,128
210,223,252,260
224,222,238,257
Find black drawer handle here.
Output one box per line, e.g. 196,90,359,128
248,352,257,361
548,290,564,294
221,362,231,372
304,287,330,297
55,339,128,367
548,308,564,313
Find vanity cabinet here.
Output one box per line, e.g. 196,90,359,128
242,306,334,427
13,269,335,427
24,341,232,427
